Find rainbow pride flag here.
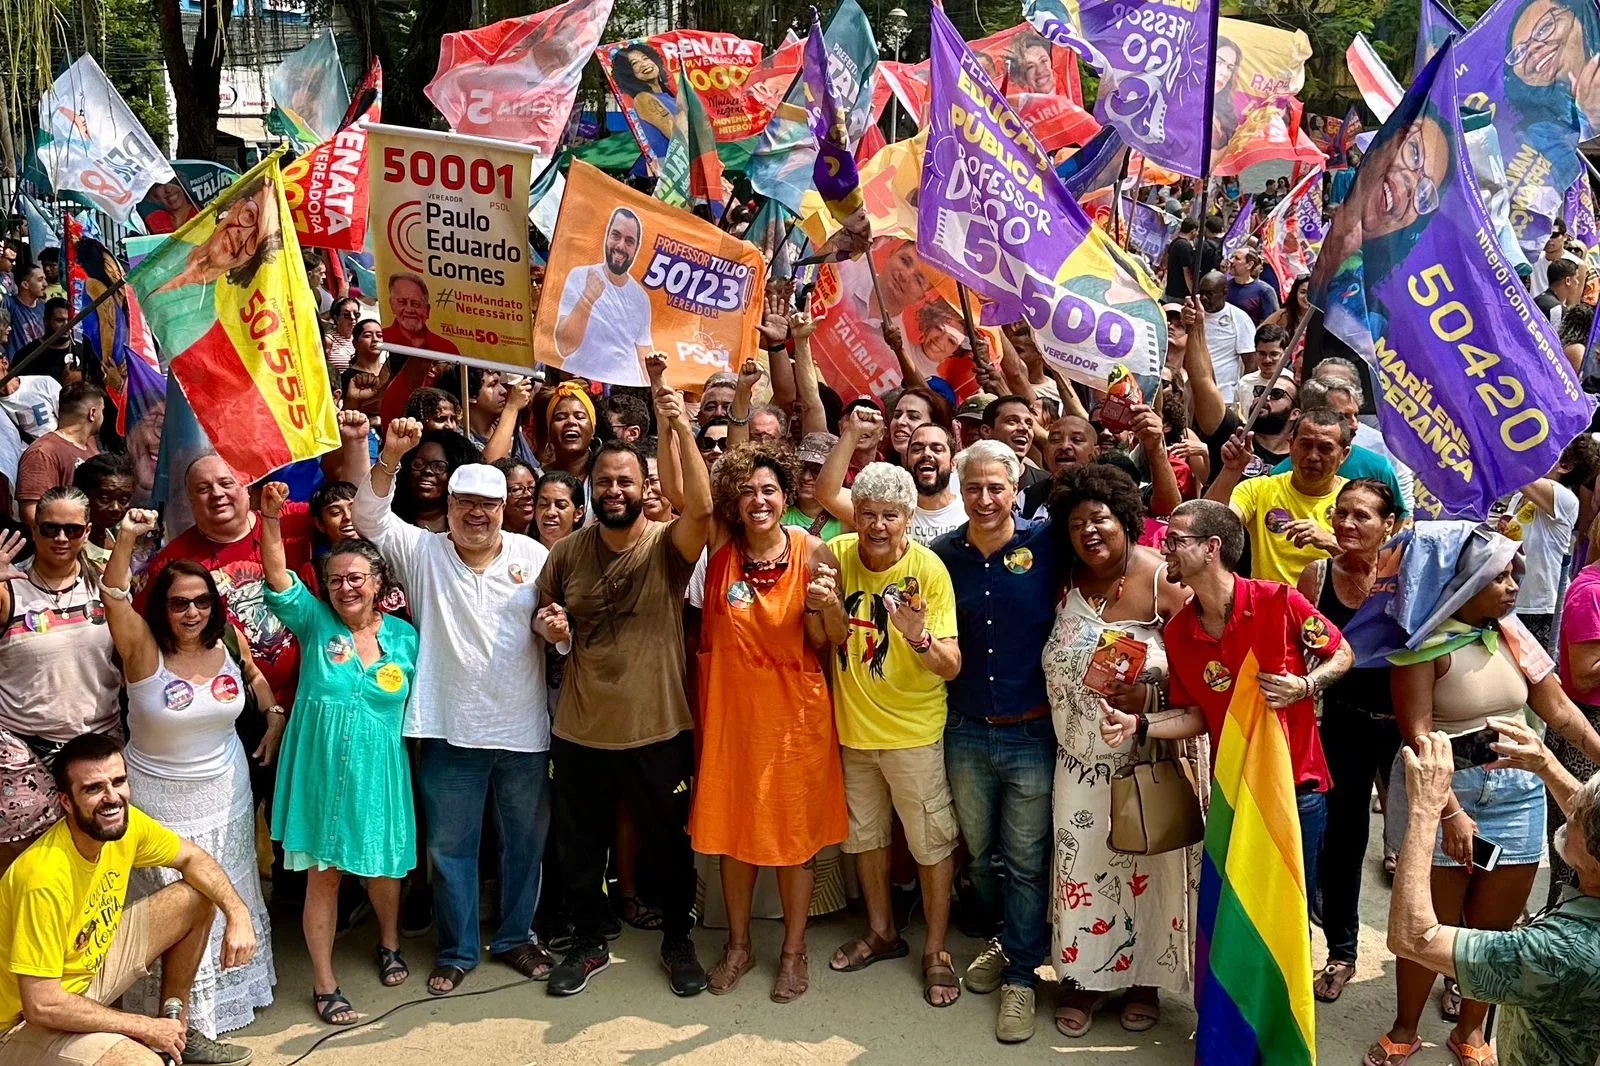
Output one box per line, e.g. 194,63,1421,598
1196,633,1316,1064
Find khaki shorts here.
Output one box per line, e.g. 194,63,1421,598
0,894,156,1066
840,742,959,866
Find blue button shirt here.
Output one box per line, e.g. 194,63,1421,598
931,517,1061,722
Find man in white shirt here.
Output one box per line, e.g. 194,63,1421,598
0,355,59,440
554,207,654,387
356,418,571,995
1197,271,1255,403
817,414,968,545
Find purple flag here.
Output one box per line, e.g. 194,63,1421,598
1221,196,1254,258
1309,41,1591,519
1452,0,1600,252
919,4,1164,384
1564,176,1599,251
1024,0,1217,178
803,6,869,257
1415,0,1466,73
1126,197,1174,264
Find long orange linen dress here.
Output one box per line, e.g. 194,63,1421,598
691,529,847,866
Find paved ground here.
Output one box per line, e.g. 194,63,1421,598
230,815,1545,1065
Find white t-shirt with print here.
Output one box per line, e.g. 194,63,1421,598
0,376,60,439
1204,302,1256,404
910,495,967,545
556,264,654,387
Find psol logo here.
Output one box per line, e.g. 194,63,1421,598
388,200,427,273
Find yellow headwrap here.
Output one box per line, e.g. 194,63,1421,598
546,380,596,430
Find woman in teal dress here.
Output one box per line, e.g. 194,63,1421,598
258,480,418,1026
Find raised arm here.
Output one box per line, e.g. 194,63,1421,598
335,409,373,485
757,282,798,411
355,417,429,583
1203,426,1251,504
554,270,604,358
789,312,828,435
883,321,929,392
102,509,161,683
482,377,533,464
1182,297,1228,437
653,355,713,564
818,408,882,527
994,331,1039,406
728,357,763,451
1133,401,1182,517
257,482,294,593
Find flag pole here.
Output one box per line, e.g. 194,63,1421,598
1242,307,1318,430
864,251,891,326
1193,0,1222,239
956,283,984,362
1124,154,1148,252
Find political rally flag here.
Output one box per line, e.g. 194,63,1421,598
747,0,878,215
918,4,1165,388
67,234,165,444
283,60,383,251
128,153,339,483
1023,0,1217,177
37,55,174,223
1416,0,1467,72
1565,175,1599,251
1261,171,1326,297
1347,33,1404,123
1221,197,1254,259
1309,41,1591,519
536,160,766,390
655,64,724,209
425,0,615,155
804,5,870,259
267,29,349,150
598,30,769,165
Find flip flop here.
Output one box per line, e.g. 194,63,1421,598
1447,1034,1497,1065
1364,1034,1423,1066
829,930,909,973
427,965,467,996
1313,960,1356,1003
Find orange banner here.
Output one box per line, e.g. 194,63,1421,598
535,160,766,390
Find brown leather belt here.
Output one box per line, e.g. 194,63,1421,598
977,703,1051,726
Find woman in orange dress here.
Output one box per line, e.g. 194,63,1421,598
691,440,848,1003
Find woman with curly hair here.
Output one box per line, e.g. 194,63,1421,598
392,429,482,532
1040,462,1196,1038
689,440,849,1003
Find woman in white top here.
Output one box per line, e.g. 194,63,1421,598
102,508,280,1036
325,297,360,374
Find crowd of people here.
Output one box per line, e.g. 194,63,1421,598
0,191,1598,1066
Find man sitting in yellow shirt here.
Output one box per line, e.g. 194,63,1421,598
0,734,257,1066
1205,407,1349,587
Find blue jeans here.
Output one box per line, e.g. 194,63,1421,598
943,713,1054,987
1298,789,1328,924
419,740,550,969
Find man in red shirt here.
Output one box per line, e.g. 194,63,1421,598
1101,499,1353,909
140,455,315,798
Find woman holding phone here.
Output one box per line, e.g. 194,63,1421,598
1368,527,1600,1066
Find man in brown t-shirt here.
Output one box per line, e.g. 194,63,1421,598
16,383,102,528
537,371,712,998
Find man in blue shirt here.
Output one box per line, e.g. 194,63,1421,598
1224,247,1280,325
931,440,1059,1044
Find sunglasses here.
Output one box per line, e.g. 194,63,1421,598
167,595,214,613
1252,386,1293,403
39,522,87,540
698,437,728,453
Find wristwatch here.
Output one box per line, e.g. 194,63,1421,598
908,631,934,654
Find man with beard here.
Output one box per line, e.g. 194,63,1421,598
357,418,568,995
555,207,654,387
537,366,713,998
1205,407,1351,587
816,414,966,546
1021,414,1097,518
931,441,1059,1042
0,733,256,1065
1182,297,1294,489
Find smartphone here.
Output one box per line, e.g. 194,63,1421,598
1448,725,1500,771
1471,834,1503,872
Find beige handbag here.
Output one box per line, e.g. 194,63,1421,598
1107,746,1205,855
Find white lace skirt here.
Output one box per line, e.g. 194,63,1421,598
121,743,276,1036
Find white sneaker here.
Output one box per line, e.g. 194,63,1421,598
965,938,1007,994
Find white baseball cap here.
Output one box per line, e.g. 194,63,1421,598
446,464,506,501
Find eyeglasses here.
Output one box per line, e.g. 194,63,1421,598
1252,386,1293,403
167,595,214,613
1506,6,1571,68
326,573,370,590
38,522,87,540
698,437,728,453
452,498,504,515
1160,533,1207,552
1395,126,1441,217
505,484,536,498
408,459,450,476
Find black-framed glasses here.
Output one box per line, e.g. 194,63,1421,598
39,522,87,540
167,595,214,613
326,573,371,590
408,459,450,476
1160,533,1207,553
698,437,728,453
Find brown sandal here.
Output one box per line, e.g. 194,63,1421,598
1055,989,1105,1037
921,950,960,1007
771,949,808,1003
1313,960,1356,1003
829,929,909,972
707,941,754,995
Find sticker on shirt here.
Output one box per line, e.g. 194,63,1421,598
375,663,405,693
163,679,194,711
1301,616,1332,651
325,634,355,665
1243,454,1271,479
508,563,527,585
1202,661,1233,692
1264,508,1294,535
22,609,51,634
726,580,756,609
1004,547,1034,574
211,674,241,703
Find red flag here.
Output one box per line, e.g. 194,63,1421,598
282,60,382,251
